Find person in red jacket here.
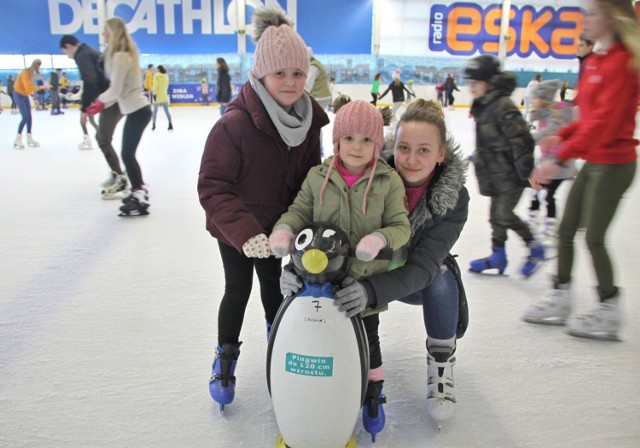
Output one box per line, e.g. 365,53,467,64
197,6,329,410
524,0,640,341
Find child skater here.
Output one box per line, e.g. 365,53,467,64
200,78,210,106
526,80,576,237
197,6,330,410
269,96,411,440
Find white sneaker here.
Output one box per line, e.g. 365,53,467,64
426,346,456,422
26,133,39,147
13,134,25,149
523,278,571,325
79,135,92,150
542,217,557,237
567,295,621,341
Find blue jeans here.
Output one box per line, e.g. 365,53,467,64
152,102,172,124
399,265,459,340
13,92,32,134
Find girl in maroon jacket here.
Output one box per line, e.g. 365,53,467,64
525,0,640,341
197,7,329,409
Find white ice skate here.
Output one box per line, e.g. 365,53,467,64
426,346,456,424
119,189,150,216
26,133,39,147
13,134,25,150
79,135,92,150
101,174,128,200
522,280,571,325
567,297,621,341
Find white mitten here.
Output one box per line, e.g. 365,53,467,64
268,226,295,258
242,233,271,258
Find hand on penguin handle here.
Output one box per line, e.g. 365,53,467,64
280,264,302,297
334,277,368,318
242,233,271,258
355,232,387,262
269,227,295,258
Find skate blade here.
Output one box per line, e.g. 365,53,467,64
567,329,621,342
522,316,566,326
118,209,150,217
468,269,508,277
102,191,130,201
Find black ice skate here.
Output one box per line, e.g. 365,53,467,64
119,189,150,217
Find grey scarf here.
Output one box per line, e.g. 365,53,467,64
249,72,313,148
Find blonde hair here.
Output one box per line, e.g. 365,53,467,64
597,0,640,73
104,17,141,79
27,59,42,75
396,99,447,148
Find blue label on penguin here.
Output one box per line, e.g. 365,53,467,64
286,353,334,377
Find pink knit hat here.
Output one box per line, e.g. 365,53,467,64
251,7,310,79
320,100,385,215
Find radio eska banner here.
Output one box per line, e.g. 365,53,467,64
0,0,373,55
428,1,583,60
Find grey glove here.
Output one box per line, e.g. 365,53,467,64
280,266,303,297
334,276,368,318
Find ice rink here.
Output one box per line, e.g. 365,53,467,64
1,104,640,448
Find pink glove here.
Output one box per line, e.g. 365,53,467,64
355,232,387,262
86,99,105,116
269,226,295,258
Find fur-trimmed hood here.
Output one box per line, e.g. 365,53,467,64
381,134,468,232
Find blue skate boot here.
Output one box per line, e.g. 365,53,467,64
209,342,241,412
469,246,507,275
520,240,546,278
362,380,386,442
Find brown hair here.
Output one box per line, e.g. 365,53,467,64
396,99,447,148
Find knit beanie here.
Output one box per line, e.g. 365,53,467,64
251,7,310,79
463,54,501,82
533,79,562,102
320,100,385,214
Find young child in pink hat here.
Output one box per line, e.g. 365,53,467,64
269,96,410,439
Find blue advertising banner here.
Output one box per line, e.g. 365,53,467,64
170,82,239,103
0,0,373,55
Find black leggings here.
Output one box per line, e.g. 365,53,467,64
363,314,382,370
121,105,151,190
217,241,283,345
529,178,564,218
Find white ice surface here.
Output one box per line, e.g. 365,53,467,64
1,105,640,448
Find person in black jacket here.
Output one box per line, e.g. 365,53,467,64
215,57,232,115
60,35,126,198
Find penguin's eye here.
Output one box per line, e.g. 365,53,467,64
322,229,336,239
295,229,314,251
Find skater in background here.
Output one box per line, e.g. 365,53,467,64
328,76,337,108
522,73,542,124
12,59,47,149
151,65,172,131
379,71,412,123
305,49,332,110
86,17,151,216
444,74,460,110
524,0,640,341
7,75,17,114
197,6,329,410
280,99,469,424
49,68,63,115
464,55,544,278
35,73,47,111
577,33,595,80
200,77,210,106
525,80,576,238
370,72,381,106
405,79,415,103
143,64,154,104
60,34,126,196
435,81,445,107
559,80,569,102
59,71,69,109
215,57,231,115
270,97,410,439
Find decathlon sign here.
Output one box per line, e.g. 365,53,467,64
429,3,583,59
